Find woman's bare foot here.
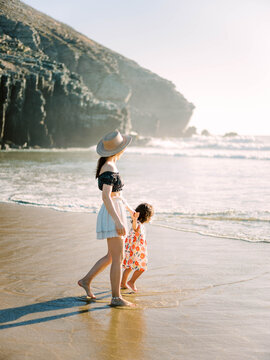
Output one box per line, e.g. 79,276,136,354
127,280,138,292
78,279,96,299
110,297,135,307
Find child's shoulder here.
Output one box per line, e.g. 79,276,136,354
130,220,142,232
135,221,145,234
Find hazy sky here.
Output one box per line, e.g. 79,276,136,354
24,0,270,135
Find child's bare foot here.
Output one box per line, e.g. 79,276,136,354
110,297,135,307
77,279,96,299
127,280,138,292
121,282,130,290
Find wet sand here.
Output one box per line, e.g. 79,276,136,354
0,203,269,360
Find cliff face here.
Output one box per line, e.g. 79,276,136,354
0,0,195,148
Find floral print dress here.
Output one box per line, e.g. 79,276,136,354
123,222,148,272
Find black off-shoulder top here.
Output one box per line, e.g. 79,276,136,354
98,171,124,192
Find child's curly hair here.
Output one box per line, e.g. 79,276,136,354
135,203,154,224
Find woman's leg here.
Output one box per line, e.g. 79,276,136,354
78,253,112,298
121,268,132,288
107,237,124,298
127,270,144,292
107,237,134,306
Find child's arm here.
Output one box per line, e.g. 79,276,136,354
132,212,140,231
121,197,135,217
127,205,135,218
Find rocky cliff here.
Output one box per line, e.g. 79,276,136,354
0,0,195,148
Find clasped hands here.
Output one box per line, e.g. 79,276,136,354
116,208,140,237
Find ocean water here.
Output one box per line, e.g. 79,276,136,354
0,135,269,243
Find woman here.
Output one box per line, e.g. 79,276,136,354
78,129,134,307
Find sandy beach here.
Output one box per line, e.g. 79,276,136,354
0,203,269,360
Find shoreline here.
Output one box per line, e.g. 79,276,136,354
1,201,269,245
0,202,270,359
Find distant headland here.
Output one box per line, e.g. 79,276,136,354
0,0,195,149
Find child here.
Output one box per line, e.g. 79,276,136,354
121,203,154,292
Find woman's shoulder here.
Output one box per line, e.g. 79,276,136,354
99,163,118,176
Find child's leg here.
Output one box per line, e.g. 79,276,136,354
127,270,144,292
121,268,132,288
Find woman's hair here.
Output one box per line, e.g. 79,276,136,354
135,203,154,223
95,157,108,178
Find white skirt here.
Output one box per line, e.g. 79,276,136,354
96,197,129,240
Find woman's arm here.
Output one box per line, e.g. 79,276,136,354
102,184,126,237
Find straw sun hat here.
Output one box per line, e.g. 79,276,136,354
96,129,132,157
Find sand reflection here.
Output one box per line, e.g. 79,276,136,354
102,308,145,360
79,305,146,360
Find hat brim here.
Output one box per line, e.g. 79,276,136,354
96,134,132,157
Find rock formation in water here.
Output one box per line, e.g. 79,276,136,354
0,0,195,148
